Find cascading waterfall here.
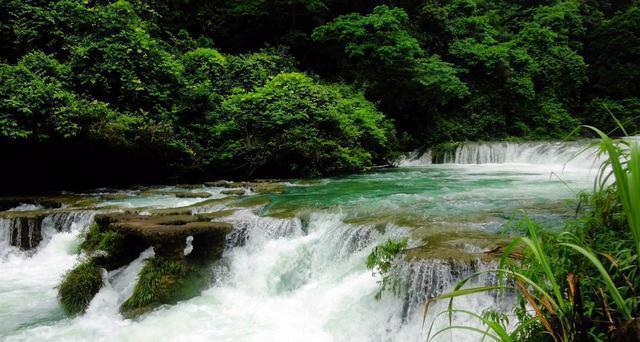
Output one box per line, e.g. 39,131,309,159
0,216,43,251
400,140,600,168
444,141,598,166
222,209,305,247
392,258,499,321
0,211,95,255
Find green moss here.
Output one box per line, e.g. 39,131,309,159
78,222,145,270
79,223,103,253
174,191,212,198
79,223,126,256
221,189,245,195
97,230,125,255
57,261,103,315
121,258,208,317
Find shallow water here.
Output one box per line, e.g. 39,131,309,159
0,141,600,341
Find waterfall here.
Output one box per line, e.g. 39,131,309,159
391,258,499,321
444,141,598,166
400,140,600,168
0,210,95,255
222,209,305,247
398,150,432,166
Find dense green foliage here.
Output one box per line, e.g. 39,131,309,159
57,260,103,315
1,0,639,190
213,72,395,176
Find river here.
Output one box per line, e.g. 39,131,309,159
0,141,600,341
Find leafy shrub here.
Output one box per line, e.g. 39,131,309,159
211,72,396,177
366,238,407,300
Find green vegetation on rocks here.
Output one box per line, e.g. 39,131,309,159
366,239,407,300
57,261,103,315
120,257,208,317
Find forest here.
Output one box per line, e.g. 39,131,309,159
2,0,639,191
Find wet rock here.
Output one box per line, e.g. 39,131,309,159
95,213,232,259
249,182,285,194
99,193,131,201
0,209,95,250
175,183,205,189
0,195,89,211
0,212,46,249
205,180,285,194
221,189,245,196
173,191,212,199
205,180,244,188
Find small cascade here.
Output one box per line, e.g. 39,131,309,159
444,141,597,166
41,211,95,233
312,216,384,261
0,210,95,252
0,216,44,250
223,210,305,246
392,257,498,321
398,151,432,166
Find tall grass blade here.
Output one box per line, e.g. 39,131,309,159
559,242,632,320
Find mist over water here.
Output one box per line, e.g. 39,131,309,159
0,140,601,341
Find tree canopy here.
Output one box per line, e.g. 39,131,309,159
1,0,639,190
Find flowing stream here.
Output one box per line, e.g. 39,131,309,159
0,140,601,341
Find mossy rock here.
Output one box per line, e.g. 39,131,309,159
195,209,236,220
221,189,245,196
247,182,285,194
58,261,103,315
147,207,193,216
174,191,212,198
204,180,244,188
100,193,132,201
232,195,271,208
79,223,148,270
0,196,75,211
175,183,205,189
120,257,209,318
94,213,233,259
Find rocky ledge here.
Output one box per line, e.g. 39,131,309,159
94,213,233,258
58,211,234,317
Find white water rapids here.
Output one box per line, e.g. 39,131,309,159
0,140,603,341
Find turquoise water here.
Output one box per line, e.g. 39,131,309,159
264,164,592,231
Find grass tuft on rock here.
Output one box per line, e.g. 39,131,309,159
121,258,208,317
58,261,103,315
